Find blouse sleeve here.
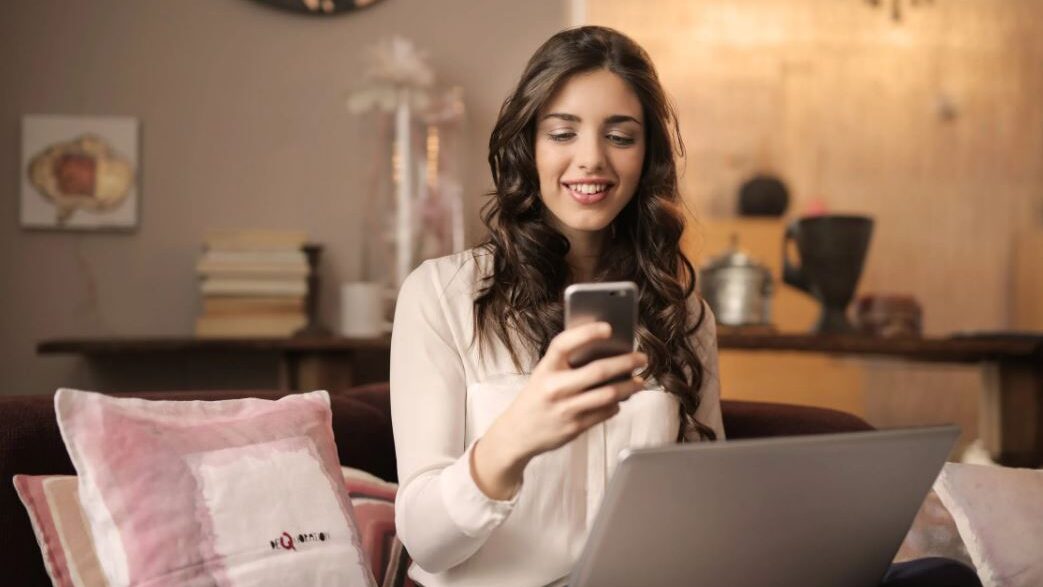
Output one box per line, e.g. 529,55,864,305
685,299,726,442
390,261,519,573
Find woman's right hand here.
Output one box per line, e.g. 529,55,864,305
470,322,647,499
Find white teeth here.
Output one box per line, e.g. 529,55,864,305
569,183,607,195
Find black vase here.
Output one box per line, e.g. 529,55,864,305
782,215,874,334
738,174,790,217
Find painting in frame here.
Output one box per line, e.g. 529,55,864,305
20,114,139,231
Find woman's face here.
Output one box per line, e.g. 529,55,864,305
534,69,646,241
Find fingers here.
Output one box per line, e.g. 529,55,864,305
558,376,645,418
548,352,648,400
540,322,612,371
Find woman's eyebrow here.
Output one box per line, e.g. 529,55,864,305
541,112,580,122
605,114,642,126
540,112,642,126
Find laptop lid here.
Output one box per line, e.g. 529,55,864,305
569,426,959,587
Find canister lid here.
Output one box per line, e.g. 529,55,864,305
702,234,770,272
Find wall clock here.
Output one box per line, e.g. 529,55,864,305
251,0,385,16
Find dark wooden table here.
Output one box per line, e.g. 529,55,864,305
38,332,1043,467
715,331,1043,468
37,336,393,393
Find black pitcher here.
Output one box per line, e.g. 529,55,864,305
783,215,874,334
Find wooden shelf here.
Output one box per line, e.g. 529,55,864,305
39,332,1043,363
36,331,1043,467
715,331,1043,363
37,335,392,354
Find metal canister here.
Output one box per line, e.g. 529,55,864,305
698,237,774,327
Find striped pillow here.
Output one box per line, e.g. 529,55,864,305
13,474,106,587
13,468,415,587
340,467,417,587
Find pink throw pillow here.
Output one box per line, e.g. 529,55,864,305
14,469,414,587
53,388,376,587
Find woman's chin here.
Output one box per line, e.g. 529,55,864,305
557,219,613,237
543,207,618,240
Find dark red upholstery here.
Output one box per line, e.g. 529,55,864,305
721,399,874,439
0,383,870,586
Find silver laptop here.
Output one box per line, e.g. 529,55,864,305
569,426,960,587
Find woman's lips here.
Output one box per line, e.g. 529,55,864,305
565,184,612,205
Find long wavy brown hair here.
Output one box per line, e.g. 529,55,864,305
473,26,714,441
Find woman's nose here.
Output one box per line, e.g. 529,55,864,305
575,134,606,172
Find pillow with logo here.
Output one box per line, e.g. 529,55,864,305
53,388,376,587
14,468,415,587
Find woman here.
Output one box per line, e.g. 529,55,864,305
390,25,979,587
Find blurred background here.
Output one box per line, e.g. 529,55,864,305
2,0,1041,458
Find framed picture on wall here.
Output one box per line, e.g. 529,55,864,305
20,114,140,231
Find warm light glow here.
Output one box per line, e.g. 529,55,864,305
391,149,401,186
426,125,440,188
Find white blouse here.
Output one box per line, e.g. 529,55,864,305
390,250,724,587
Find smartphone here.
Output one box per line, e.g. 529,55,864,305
564,281,638,385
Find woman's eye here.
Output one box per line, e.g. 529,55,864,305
548,132,576,142
607,134,636,146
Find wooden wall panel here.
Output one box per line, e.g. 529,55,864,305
588,0,1043,448
1013,230,1043,330
589,0,1043,331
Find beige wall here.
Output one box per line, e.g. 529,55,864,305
587,0,1043,333
0,0,568,395
587,0,1043,447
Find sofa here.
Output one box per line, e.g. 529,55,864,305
0,383,873,586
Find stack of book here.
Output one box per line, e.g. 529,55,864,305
195,230,310,338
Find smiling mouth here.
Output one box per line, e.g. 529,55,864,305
563,182,614,205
